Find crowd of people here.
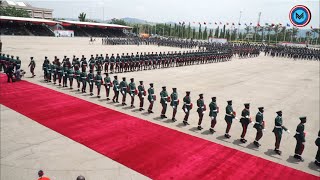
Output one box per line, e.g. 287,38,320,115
264,46,320,60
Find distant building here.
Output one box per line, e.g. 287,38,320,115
1,0,53,19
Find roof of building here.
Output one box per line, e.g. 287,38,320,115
59,20,132,29
0,16,132,29
0,16,58,25
2,0,53,12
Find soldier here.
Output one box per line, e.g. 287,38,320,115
28,57,36,77
104,73,112,100
119,77,128,105
62,65,68,87
87,69,95,96
224,100,236,138
253,107,265,147
293,116,307,161
94,71,103,98
240,103,251,143
42,56,49,81
51,61,57,84
147,83,155,113
15,56,21,71
170,88,179,122
209,97,218,133
74,65,81,91
6,62,14,83
67,66,74,89
112,76,120,103
182,91,192,125
160,86,169,118
104,54,110,73
57,59,63,86
46,61,52,82
128,78,137,107
137,81,146,111
80,68,87,93
315,130,320,167
197,94,206,130
272,111,289,155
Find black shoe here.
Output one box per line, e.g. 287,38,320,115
107,98,110,101
197,126,203,130
172,118,177,122
164,115,167,118
209,128,215,133
160,115,165,119
116,101,119,103
131,105,135,108
224,134,231,138
90,93,93,96
77,89,80,91
112,99,116,103
315,161,320,167
274,149,282,155
254,141,261,147
97,95,100,98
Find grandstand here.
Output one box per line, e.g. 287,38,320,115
0,16,132,37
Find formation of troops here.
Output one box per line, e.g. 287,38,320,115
1,42,319,168
0,53,25,82
264,46,320,60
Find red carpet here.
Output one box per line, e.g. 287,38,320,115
0,75,318,180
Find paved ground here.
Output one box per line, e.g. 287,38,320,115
1,36,319,179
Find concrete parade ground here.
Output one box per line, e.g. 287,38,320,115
1,36,319,179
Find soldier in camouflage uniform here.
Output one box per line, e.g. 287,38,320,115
160,86,169,119
67,67,74,89
147,83,155,113
28,57,36,77
272,111,289,155
94,71,103,98
253,107,265,147
104,73,112,100
80,68,87,93
209,97,218,133
170,88,179,122
224,100,236,138
62,64,68,87
182,91,192,125
128,78,137,108
87,69,95,96
120,77,128,105
293,116,307,161
112,76,120,103
197,94,206,130
138,81,146,111
74,65,81,91
240,103,251,143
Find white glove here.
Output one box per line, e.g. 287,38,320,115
184,108,188,113
286,130,290,133
202,111,206,114
262,129,266,131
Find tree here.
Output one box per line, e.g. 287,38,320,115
78,12,86,22
192,28,196,39
214,27,219,38
110,18,127,26
0,6,30,17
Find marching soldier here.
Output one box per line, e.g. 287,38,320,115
240,103,251,143
128,78,137,107
42,57,49,81
57,59,63,86
46,61,52,82
197,94,206,130
253,107,265,147
67,67,74,89
272,111,289,155
120,77,128,105
104,73,112,100
315,130,320,167
224,100,236,138
170,88,179,122
5,62,14,83
51,61,57,84
94,71,103,98
74,65,81,91
293,116,307,161
182,91,192,125
80,68,87,93
209,97,218,133
62,65,68,87
160,86,169,118
112,76,120,103
137,81,146,111
87,69,95,96
28,57,36,77
147,83,155,113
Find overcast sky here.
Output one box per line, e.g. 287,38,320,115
27,0,319,28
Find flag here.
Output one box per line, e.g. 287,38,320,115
219,22,222,25
245,23,247,26
279,23,282,26
265,23,269,26
286,23,290,27
232,23,235,25
238,23,241,25
250,22,252,25
204,22,206,25
209,22,212,25
311,26,313,29
215,22,217,25
226,23,229,25
271,23,275,26
257,23,260,27
179,22,181,25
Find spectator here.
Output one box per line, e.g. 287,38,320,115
77,175,85,180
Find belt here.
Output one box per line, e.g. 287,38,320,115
241,116,249,119
90,79,93,80
174,100,179,102
106,83,110,84
131,90,135,91
76,75,80,76
81,77,86,79
255,122,261,125
96,80,101,82
226,114,232,116
69,74,74,76
295,132,300,134
274,126,282,128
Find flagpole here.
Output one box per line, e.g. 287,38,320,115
290,26,293,42
237,11,242,41
284,28,287,42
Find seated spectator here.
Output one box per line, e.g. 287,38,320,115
38,170,50,180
